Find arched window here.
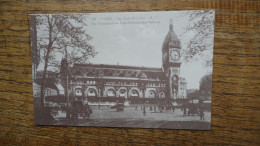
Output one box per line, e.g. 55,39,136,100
148,90,156,98
107,89,116,97
119,89,126,97
172,75,179,84
159,91,166,98
130,89,139,97
75,88,82,96
87,88,97,97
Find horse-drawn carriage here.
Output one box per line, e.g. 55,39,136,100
67,96,92,119
187,102,199,116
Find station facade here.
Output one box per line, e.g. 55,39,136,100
61,21,187,103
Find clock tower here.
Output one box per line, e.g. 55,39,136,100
162,19,182,99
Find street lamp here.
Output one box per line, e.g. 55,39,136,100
138,81,146,105
96,73,104,109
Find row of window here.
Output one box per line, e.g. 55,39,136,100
34,89,57,97
75,88,166,98
45,90,56,96
146,83,166,88
77,70,143,77
75,81,166,88
105,82,138,86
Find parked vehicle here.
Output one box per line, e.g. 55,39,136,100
110,101,124,112
187,102,199,116
202,100,211,112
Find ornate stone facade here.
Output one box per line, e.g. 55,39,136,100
62,21,187,103
67,64,168,99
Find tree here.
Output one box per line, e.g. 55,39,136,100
199,73,212,100
30,15,40,80
181,10,215,67
60,58,69,79
35,14,97,107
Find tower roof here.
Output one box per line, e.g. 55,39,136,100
162,20,181,51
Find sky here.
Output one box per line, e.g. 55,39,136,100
36,11,214,89
86,11,188,67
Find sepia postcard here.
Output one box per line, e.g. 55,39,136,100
30,10,215,130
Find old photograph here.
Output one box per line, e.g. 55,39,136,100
30,10,215,130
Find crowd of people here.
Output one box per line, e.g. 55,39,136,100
135,104,176,114
134,102,205,120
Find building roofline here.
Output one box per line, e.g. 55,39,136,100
73,63,163,72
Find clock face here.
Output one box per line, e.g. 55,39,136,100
170,50,180,61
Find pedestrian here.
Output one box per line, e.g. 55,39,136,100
183,103,186,117
143,106,146,116
172,105,175,113
199,106,205,120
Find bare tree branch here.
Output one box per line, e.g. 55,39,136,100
34,14,97,107
181,10,215,67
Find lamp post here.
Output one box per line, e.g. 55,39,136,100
96,73,104,109
138,70,147,104
138,81,146,105
82,84,85,101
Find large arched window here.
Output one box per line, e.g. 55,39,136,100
130,89,139,97
119,89,126,97
107,89,116,97
172,75,179,84
87,88,97,97
75,88,82,96
148,90,156,98
159,91,166,98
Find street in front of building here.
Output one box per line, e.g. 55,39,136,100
53,105,211,129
